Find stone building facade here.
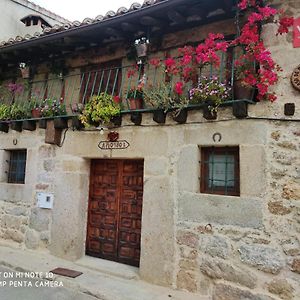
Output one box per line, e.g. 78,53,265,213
0,0,299,299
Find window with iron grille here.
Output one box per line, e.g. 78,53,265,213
200,147,240,196
7,150,27,184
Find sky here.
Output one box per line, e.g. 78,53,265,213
32,0,144,22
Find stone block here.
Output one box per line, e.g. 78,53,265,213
177,230,199,248
50,172,89,261
199,235,230,259
213,283,276,300
43,160,56,172
140,176,175,287
179,247,198,260
177,145,199,193
282,238,300,256
38,145,56,159
240,145,266,197
176,270,197,293
3,229,24,243
6,206,28,216
282,182,300,200
178,192,263,229
268,201,292,215
200,257,257,289
25,229,39,249
239,244,285,274
29,208,50,232
291,258,300,274
179,259,198,271
144,157,168,176
267,278,294,300
1,215,23,230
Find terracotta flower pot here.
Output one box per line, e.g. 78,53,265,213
233,80,254,100
31,108,42,118
129,98,143,110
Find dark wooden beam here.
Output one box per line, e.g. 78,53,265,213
140,16,165,27
167,10,186,24
120,22,136,32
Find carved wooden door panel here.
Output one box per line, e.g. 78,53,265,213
86,159,143,267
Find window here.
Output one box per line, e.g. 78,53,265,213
7,150,27,184
201,147,240,196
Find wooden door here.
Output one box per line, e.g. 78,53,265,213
86,159,143,267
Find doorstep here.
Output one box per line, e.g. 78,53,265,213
75,255,139,280
0,245,210,300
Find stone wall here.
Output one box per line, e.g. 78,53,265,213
174,122,300,300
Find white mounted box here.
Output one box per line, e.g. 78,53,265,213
37,193,54,209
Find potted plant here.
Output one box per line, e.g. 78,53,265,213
143,83,173,124
126,88,143,110
9,103,28,131
189,76,231,120
71,103,84,130
79,93,121,128
169,81,189,124
40,98,68,129
0,104,10,133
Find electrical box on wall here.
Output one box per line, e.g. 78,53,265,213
37,193,54,209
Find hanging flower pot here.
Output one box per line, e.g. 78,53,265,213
11,121,23,132
22,120,36,131
232,101,248,119
111,115,122,127
135,43,148,58
0,122,9,133
130,112,142,125
203,105,217,120
39,119,47,129
54,117,68,129
20,66,30,79
153,109,166,124
173,108,188,124
71,116,84,130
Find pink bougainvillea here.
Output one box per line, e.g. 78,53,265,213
131,0,294,103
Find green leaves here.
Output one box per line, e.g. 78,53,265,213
79,93,121,127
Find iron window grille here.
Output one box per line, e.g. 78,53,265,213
201,147,240,196
7,150,27,184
